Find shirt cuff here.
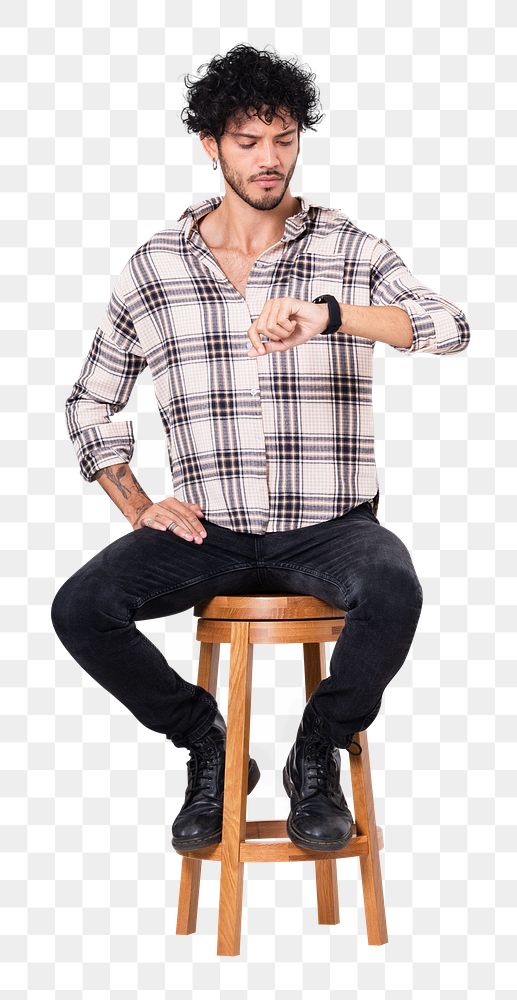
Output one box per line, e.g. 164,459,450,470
75,420,136,482
391,300,469,354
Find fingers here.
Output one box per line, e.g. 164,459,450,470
248,333,267,355
147,514,206,542
163,511,207,542
142,500,207,543
187,503,205,518
247,303,295,355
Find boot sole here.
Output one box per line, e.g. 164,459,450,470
282,766,354,853
172,756,261,852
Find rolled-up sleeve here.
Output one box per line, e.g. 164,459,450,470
370,237,470,354
65,271,147,482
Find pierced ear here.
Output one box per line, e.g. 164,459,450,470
200,135,217,161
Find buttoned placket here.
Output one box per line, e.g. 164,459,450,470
184,196,311,401
181,196,311,530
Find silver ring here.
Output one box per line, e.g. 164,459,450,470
166,521,177,531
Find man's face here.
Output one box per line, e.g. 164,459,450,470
214,110,300,212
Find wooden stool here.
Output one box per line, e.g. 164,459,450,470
174,593,387,956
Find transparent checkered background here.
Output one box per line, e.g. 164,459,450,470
1,0,515,995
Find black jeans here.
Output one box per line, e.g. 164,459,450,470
50,502,423,749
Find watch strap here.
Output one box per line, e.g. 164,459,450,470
313,293,342,335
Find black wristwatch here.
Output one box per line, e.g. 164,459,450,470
312,293,342,335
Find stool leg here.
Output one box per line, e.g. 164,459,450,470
217,621,253,956
176,641,220,936
303,641,340,925
348,732,388,945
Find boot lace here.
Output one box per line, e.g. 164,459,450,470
302,723,362,796
185,739,222,798
303,732,336,793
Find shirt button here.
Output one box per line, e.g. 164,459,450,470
250,388,259,396
246,340,252,349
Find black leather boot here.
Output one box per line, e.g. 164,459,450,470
282,694,362,852
171,707,260,852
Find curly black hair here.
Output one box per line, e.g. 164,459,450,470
180,42,324,143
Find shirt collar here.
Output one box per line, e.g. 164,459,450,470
179,193,313,247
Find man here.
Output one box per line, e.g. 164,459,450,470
51,44,470,855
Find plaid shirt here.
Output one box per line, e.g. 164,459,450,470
65,194,470,534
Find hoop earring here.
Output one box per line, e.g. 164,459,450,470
212,158,218,170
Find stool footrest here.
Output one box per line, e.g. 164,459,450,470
173,823,384,862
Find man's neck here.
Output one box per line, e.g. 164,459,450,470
198,192,301,255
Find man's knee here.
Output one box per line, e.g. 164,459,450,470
51,575,84,640
363,561,423,620
51,570,112,641
392,564,423,610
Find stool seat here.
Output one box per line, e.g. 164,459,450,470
174,591,387,956
193,593,347,620
194,595,347,647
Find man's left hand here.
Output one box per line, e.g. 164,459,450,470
247,298,332,356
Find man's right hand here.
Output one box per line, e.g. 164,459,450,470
132,497,207,543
